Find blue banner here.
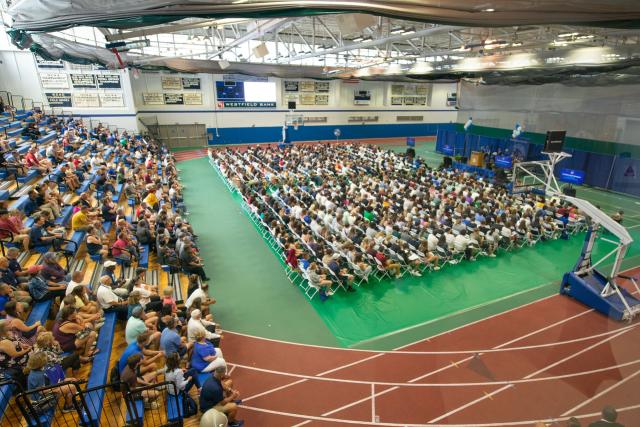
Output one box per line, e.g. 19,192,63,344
442,145,454,155
495,156,513,169
559,168,586,185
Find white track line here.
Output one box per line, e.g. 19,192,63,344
560,367,640,416
314,306,604,420
427,327,634,423
241,402,640,426
230,357,640,387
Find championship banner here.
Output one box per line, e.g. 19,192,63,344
315,94,329,105
96,74,121,89
161,76,182,90
35,56,64,69
181,77,201,89
142,93,164,105
299,81,315,92
183,92,203,105
70,73,97,88
100,92,124,107
284,81,299,92
163,93,184,105
45,92,72,107
315,81,330,92
40,73,69,89
72,93,100,108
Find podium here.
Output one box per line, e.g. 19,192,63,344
469,151,485,167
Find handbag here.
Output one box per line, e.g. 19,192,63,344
181,391,198,418
44,363,66,385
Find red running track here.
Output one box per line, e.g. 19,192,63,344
220,267,640,426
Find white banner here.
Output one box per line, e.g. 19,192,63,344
142,93,164,105
161,76,182,90
100,92,124,107
72,93,100,108
183,92,203,105
40,73,69,89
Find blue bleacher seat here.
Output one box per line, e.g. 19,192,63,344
0,383,16,423
126,399,144,425
76,173,96,195
7,121,20,130
7,127,24,137
54,205,74,227
26,300,52,326
139,244,149,269
16,144,31,154
0,191,8,201
16,169,39,184
13,195,30,213
83,312,117,425
70,231,87,254
112,183,124,202
36,132,57,145
167,393,183,422
0,171,6,180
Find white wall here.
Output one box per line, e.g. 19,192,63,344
1,48,457,137
131,71,457,133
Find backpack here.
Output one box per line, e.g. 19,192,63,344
182,392,198,418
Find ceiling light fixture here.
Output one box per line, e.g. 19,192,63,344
482,8,495,12
232,0,249,4
558,32,579,38
390,28,404,35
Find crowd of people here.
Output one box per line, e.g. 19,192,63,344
0,107,242,426
211,142,587,300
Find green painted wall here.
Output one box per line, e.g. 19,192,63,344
453,123,640,159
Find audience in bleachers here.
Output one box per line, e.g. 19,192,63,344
0,107,241,425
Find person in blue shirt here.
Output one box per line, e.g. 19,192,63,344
26,351,75,412
199,366,243,427
117,332,163,375
160,318,190,358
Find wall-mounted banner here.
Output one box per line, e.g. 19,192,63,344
183,92,203,105
45,92,72,107
96,74,121,89
181,77,201,89
161,76,182,90
72,93,100,108
284,81,299,92
299,81,315,92
70,73,97,89
315,81,330,92
142,93,164,105
40,73,69,89
222,101,276,108
299,93,315,105
315,94,329,105
35,56,64,69
164,93,184,104
99,92,125,107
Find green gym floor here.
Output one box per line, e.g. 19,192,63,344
179,141,640,350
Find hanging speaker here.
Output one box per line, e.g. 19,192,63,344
252,43,269,58
218,60,230,70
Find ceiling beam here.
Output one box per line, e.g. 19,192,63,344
207,17,293,59
278,25,459,63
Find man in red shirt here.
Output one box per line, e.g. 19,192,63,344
0,209,31,251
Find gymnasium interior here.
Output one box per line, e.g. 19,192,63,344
0,1,639,426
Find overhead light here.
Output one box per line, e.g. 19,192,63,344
403,29,415,35
352,37,364,42
232,0,248,3
390,28,404,35
576,34,595,40
558,32,579,38
484,39,495,45
455,45,469,52
482,8,495,12
511,41,523,47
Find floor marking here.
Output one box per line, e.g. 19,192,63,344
560,367,640,416
240,402,640,426
427,327,634,423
